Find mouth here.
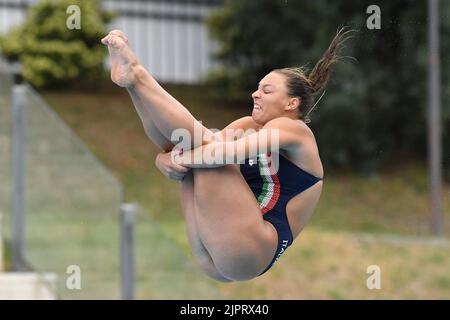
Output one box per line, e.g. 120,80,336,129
253,103,262,111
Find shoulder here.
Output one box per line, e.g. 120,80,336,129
223,116,262,134
261,117,317,150
265,118,322,178
263,117,312,139
219,116,261,141
236,116,261,129
224,116,254,128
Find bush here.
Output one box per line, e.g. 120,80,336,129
0,0,114,88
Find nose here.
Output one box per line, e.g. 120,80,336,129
252,89,260,100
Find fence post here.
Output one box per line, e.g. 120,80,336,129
0,214,4,272
427,0,443,236
120,203,135,300
11,81,26,271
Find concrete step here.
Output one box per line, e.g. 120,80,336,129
0,272,57,300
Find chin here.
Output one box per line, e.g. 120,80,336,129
251,112,261,122
251,115,266,126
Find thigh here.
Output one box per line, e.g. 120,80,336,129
180,171,232,282
193,165,278,278
128,89,174,152
180,171,212,258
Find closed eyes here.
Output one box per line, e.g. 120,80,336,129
258,84,273,93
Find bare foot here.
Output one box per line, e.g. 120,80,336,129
101,30,140,88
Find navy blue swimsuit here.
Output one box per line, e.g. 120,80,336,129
239,152,323,275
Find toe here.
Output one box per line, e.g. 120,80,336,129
101,35,110,45
110,30,128,43
109,37,118,48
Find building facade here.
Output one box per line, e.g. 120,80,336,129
0,0,223,83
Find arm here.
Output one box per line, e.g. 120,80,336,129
208,115,260,142
154,116,256,178
174,117,308,168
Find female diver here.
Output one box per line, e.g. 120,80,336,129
101,28,350,282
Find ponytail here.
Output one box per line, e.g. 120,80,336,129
308,27,354,94
274,27,354,123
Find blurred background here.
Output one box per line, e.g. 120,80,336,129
0,0,449,299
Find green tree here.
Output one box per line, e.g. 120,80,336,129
0,0,114,88
207,0,449,176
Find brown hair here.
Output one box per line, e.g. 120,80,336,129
274,27,353,123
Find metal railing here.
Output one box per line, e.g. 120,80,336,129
8,78,124,299
0,57,221,299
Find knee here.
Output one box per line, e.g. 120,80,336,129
213,249,266,282
197,257,233,283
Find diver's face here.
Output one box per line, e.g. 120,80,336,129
251,72,294,124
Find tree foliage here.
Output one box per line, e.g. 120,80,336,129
207,0,449,176
0,0,113,88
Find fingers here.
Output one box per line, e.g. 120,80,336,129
171,174,184,181
169,170,189,181
168,164,190,177
156,150,190,181
173,163,190,173
170,149,189,172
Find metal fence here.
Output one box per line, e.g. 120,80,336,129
0,56,221,299
1,66,124,298
0,55,13,273
0,0,223,83
0,0,224,300
132,204,221,299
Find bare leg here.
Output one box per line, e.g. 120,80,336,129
101,31,173,152
127,92,231,281
180,171,233,282
102,31,214,150
125,99,229,282
128,89,174,152
193,165,278,281
101,31,271,281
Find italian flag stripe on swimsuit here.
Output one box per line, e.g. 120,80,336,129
257,153,281,214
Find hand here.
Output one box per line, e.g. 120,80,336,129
155,150,190,181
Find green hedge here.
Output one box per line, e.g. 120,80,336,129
0,0,114,88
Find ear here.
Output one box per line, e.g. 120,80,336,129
287,97,301,111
